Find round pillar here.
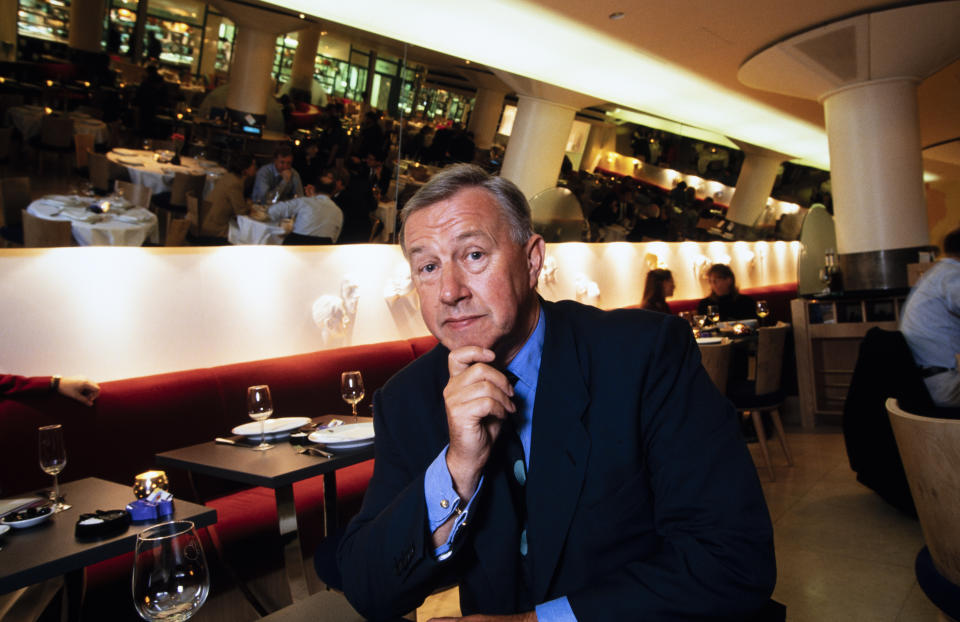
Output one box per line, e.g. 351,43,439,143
69,0,107,53
580,121,616,173
467,88,505,150
823,78,929,255
226,27,277,117
0,0,18,61
727,152,783,226
500,95,576,198
290,27,320,94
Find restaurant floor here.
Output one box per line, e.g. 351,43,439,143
416,426,939,622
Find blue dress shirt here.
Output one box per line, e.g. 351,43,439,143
423,308,577,621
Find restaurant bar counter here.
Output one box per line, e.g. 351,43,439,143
0,333,439,614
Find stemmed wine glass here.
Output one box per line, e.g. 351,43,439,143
341,371,365,423
246,385,274,451
756,300,770,325
707,304,720,325
132,520,209,622
38,424,70,512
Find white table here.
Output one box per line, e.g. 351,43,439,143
4,107,108,143
229,214,287,245
107,149,225,197
27,195,159,246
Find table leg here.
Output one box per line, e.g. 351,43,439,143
275,485,310,603
323,472,338,538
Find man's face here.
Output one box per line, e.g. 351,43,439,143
275,155,293,172
708,274,733,297
404,187,544,363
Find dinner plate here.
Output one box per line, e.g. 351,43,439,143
232,416,312,437
2,506,53,529
0,524,9,537
309,422,375,449
696,337,724,345
113,148,140,156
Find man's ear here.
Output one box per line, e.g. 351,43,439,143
526,234,545,288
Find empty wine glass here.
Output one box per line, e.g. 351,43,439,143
142,138,151,152
756,300,770,325
341,371,365,423
246,385,274,451
38,424,70,512
132,520,209,622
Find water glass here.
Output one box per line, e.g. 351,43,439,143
132,521,209,622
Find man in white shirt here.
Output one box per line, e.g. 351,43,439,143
266,183,343,244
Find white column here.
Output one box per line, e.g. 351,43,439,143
726,152,783,226
581,122,616,173
290,27,320,93
0,0,17,61
467,88,505,150
500,95,576,199
68,0,107,53
822,78,929,255
226,27,277,116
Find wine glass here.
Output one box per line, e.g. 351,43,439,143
246,385,274,451
132,520,209,622
756,300,770,325
341,371,365,423
142,138,151,152
707,304,720,325
38,424,70,512
693,314,707,330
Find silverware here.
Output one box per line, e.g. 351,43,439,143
214,437,238,445
296,445,334,459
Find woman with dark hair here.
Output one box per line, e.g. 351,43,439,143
200,153,257,242
697,263,757,320
641,269,675,314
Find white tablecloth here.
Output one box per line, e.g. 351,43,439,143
374,201,397,242
27,195,159,246
4,107,108,143
107,149,225,197
229,215,287,245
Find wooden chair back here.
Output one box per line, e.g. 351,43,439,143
39,115,74,149
170,172,206,208
755,322,789,395
87,150,111,193
185,191,200,236
74,134,95,170
0,177,31,228
699,340,733,395
165,219,191,246
114,181,152,209
887,398,960,585
23,210,73,247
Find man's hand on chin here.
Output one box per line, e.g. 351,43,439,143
429,613,537,622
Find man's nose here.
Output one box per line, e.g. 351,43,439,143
439,265,469,305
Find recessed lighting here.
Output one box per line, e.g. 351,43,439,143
609,11,625,20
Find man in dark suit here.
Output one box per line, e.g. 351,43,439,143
338,164,775,621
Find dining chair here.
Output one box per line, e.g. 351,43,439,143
114,181,152,209
87,150,112,194
698,339,733,395
0,177,31,246
728,322,793,480
887,398,960,620
22,210,73,247
74,133,95,173
34,115,75,175
185,190,204,237
165,218,191,246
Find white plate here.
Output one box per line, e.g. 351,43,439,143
2,507,53,529
0,524,9,537
113,148,140,156
696,337,723,345
232,416,312,437
309,422,375,449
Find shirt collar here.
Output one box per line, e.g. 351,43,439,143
505,304,545,390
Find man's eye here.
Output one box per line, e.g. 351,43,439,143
468,251,484,261
420,263,437,274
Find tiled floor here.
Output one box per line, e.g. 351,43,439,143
418,427,941,621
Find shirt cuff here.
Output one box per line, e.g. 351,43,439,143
535,597,577,622
424,445,482,561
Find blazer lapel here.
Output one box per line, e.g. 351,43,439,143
526,303,591,601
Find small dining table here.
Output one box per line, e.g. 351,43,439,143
229,214,288,245
27,195,159,246
106,148,225,197
3,106,108,143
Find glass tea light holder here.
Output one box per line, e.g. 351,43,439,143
133,470,169,500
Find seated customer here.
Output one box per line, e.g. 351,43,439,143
697,263,757,321
2,374,100,406
641,268,674,314
200,153,256,242
252,144,304,204
900,226,960,407
266,182,343,245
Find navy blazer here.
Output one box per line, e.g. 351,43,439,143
339,300,775,621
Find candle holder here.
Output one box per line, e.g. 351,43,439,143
133,470,169,499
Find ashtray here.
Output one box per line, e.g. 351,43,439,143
75,509,131,539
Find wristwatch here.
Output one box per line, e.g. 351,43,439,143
50,375,61,392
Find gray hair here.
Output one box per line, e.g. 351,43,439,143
398,164,533,254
